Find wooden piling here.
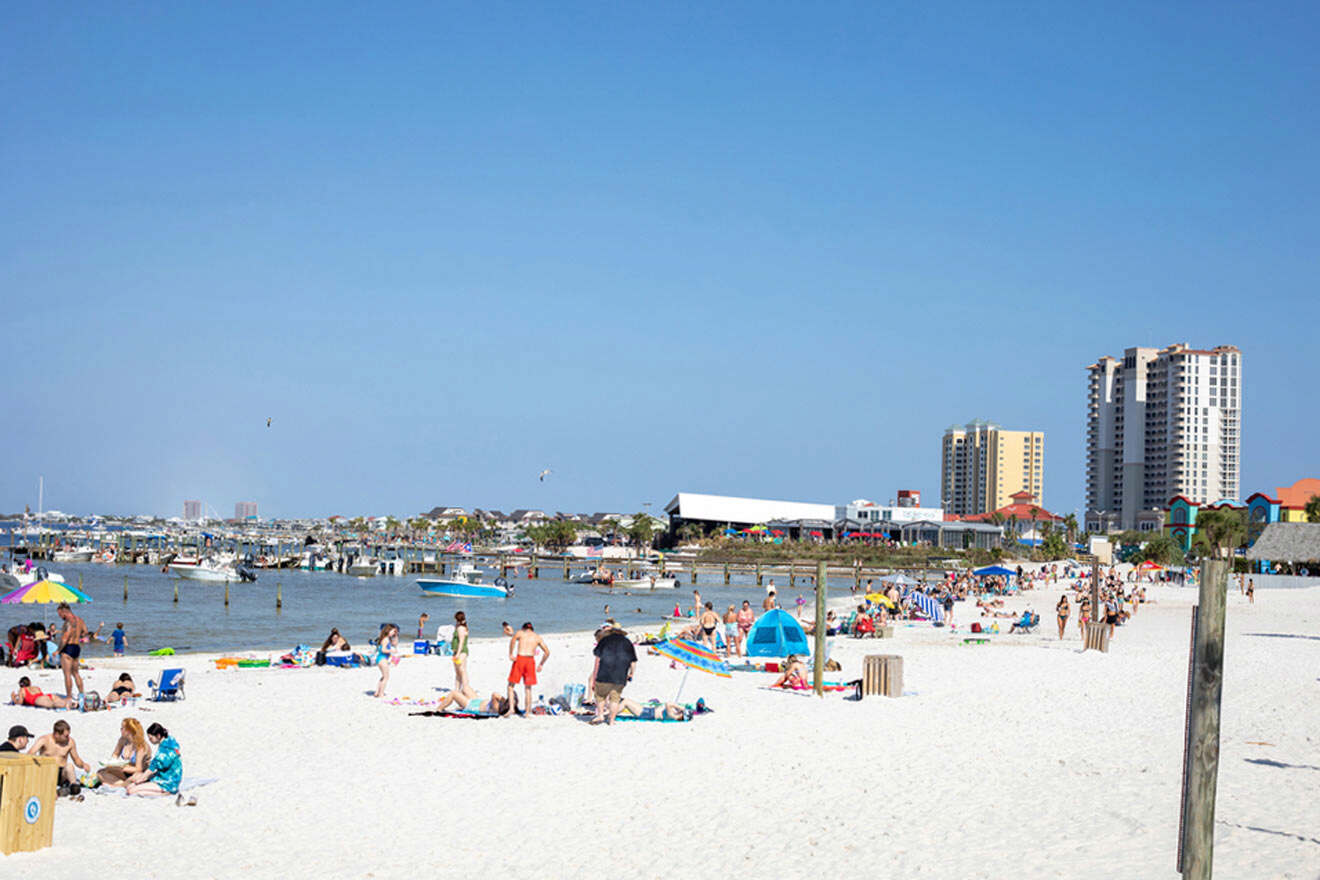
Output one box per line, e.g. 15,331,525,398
224,582,229,607
723,563,730,585
813,560,827,696
123,575,128,602
789,564,796,589
690,561,697,584
276,582,282,610
1178,558,1229,879
755,561,763,587
173,581,179,604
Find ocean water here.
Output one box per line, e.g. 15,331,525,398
1,561,851,655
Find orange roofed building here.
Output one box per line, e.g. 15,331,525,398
951,491,1063,543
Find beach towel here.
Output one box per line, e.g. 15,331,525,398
408,709,500,719
614,713,691,723
92,777,219,797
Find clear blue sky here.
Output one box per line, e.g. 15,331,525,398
3,3,1317,520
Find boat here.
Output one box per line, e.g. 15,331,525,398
417,564,511,599
346,557,378,577
594,575,678,590
51,546,95,563
169,555,257,582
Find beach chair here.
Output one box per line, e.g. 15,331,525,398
1009,613,1040,635
149,668,186,701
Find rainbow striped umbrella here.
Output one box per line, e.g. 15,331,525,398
0,579,92,605
654,638,730,702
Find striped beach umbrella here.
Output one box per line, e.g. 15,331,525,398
654,638,730,701
1,579,92,605
903,590,943,623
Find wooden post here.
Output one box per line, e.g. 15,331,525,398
78,574,83,593
690,561,697,584
1179,558,1229,879
173,580,179,604
723,563,730,585
530,555,538,579
1091,562,1101,623
224,582,229,607
813,560,827,696
563,557,570,580
276,582,282,610
659,555,666,576
123,575,128,602
500,555,508,578
755,561,763,587
789,564,796,589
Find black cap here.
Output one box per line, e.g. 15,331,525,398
8,724,33,739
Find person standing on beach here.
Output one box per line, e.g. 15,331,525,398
763,591,777,611
589,626,636,725
111,622,127,657
507,622,549,715
450,611,476,702
1246,578,1254,604
373,624,399,698
698,602,721,651
765,577,776,597
417,612,430,640
1056,595,1070,639
723,605,739,657
55,602,86,699
691,590,702,618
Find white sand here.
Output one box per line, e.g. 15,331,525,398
3,582,1317,879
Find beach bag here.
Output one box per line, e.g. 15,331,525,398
81,691,102,712
970,622,983,633
314,650,327,666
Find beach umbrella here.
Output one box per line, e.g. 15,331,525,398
654,638,731,701
1137,560,1163,571
973,565,1015,577
864,592,896,608
903,590,943,623
1,579,92,605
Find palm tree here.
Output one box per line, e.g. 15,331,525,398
1063,513,1078,545
1192,509,1246,560
384,516,400,538
1307,494,1320,524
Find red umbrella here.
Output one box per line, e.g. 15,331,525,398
809,530,823,538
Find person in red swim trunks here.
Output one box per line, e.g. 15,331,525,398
506,622,550,716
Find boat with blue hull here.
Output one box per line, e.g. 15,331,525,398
417,564,511,599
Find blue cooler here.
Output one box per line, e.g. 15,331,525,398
413,640,430,655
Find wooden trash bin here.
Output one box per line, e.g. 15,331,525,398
861,654,903,698
0,755,60,854
1084,621,1110,653
875,626,895,639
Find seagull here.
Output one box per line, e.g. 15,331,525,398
266,418,272,428
538,469,552,482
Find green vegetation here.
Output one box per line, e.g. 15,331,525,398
1191,509,1247,560
625,512,656,552
525,519,578,551
1139,534,1184,566
1307,494,1320,523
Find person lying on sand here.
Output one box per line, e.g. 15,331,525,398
11,676,75,709
105,672,140,705
435,690,516,716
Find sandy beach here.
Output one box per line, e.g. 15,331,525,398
3,581,1317,879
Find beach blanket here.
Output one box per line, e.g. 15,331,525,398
614,713,692,723
766,682,852,694
408,709,500,719
92,777,219,797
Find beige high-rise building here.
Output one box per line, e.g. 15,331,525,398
941,420,1045,517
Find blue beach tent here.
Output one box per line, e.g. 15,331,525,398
973,565,1016,577
746,609,810,658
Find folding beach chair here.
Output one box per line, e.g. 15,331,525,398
149,668,186,701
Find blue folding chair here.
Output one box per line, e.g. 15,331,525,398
149,668,186,701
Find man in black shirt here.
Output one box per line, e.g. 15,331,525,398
1,724,33,752
589,627,637,725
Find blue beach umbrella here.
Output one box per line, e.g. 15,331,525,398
973,565,1016,577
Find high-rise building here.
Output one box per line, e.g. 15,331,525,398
235,501,258,521
183,500,202,521
1086,343,1241,533
941,420,1045,517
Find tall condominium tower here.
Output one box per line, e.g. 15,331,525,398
235,501,258,520
1085,343,1241,532
941,420,1045,517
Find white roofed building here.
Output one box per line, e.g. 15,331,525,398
664,493,836,535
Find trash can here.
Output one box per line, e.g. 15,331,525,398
0,754,60,854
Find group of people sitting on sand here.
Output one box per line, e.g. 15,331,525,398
2,717,189,803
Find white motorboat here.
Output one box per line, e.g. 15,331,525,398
169,555,257,583
51,546,95,563
593,575,678,590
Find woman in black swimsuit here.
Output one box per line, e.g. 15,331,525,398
106,673,139,705
1056,595,1070,640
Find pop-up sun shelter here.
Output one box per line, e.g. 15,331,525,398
745,609,811,657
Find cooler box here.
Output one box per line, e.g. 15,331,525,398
413,640,430,655
0,755,60,854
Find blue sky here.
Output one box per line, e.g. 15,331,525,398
3,3,1317,520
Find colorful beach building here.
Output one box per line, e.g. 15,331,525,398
1164,477,1320,553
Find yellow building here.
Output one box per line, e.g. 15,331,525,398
941,420,1045,517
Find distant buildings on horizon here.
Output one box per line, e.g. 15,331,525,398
1086,343,1241,534
940,420,1045,517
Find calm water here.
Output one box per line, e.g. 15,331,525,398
1,561,850,654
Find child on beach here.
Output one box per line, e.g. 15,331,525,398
111,622,127,657
373,625,400,698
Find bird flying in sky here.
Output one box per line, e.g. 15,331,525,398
538,469,552,482
266,418,272,427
